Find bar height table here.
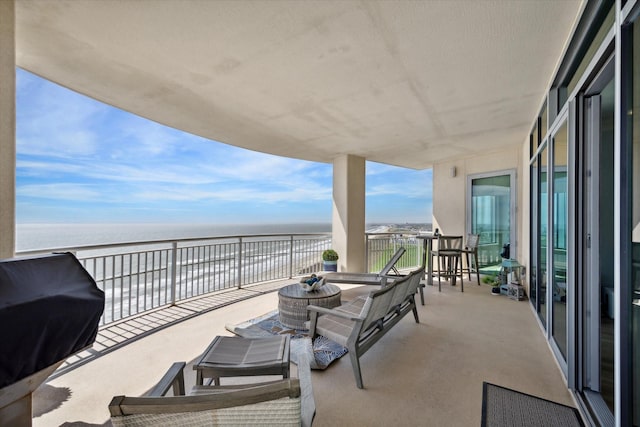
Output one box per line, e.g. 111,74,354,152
417,234,437,289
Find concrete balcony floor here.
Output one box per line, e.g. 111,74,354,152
32,277,575,426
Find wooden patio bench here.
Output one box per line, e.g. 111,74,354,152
306,267,424,389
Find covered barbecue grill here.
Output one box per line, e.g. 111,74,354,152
0,252,105,425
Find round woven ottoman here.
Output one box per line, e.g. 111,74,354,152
277,283,342,329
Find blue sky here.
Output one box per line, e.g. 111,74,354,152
16,68,432,225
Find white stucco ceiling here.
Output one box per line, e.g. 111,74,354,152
15,0,584,169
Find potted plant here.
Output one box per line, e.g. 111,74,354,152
482,275,501,295
322,249,339,272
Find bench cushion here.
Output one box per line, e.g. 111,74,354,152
306,296,368,346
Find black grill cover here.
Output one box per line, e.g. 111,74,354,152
0,253,105,388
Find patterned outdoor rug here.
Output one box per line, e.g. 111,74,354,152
225,310,347,370
482,382,584,427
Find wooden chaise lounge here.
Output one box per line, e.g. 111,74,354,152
323,247,425,305
306,267,424,389
323,247,406,286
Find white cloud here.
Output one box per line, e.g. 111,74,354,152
17,157,222,185
16,69,431,225
133,181,332,204
108,115,186,158
365,161,410,176
367,184,429,199
366,164,432,200
17,71,106,157
18,183,103,201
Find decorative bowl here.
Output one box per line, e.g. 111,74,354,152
299,275,325,292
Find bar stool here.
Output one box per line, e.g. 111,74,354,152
431,235,464,292
461,233,481,284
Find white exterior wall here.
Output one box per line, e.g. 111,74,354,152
432,145,525,279
0,0,15,258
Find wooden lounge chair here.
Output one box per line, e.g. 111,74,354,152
307,267,424,389
323,247,406,286
323,247,425,305
109,362,308,426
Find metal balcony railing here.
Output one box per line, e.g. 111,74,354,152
365,232,424,273
17,231,423,327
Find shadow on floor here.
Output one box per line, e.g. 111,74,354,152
32,384,71,418
33,384,111,425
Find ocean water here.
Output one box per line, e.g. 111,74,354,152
15,222,431,252
14,222,429,324
15,223,332,252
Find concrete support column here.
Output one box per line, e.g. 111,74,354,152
0,0,16,258
332,154,365,272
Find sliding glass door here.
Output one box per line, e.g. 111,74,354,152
530,112,569,365
623,11,640,426
579,58,615,424
467,171,515,273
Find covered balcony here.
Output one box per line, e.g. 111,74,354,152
2,0,583,267
31,263,573,426
6,232,568,426
0,0,591,425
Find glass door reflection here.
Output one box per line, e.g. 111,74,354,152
552,121,568,359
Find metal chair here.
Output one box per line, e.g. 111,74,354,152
431,235,464,292
461,234,481,284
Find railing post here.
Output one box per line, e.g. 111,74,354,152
237,237,243,289
170,242,178,306
393,235,397,259
289,235,294,278
365,234,370,272
17,231,332,328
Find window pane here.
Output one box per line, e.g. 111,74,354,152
540,145,548,327
552,121,568,359
530,157,539,310
567,5,616,97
